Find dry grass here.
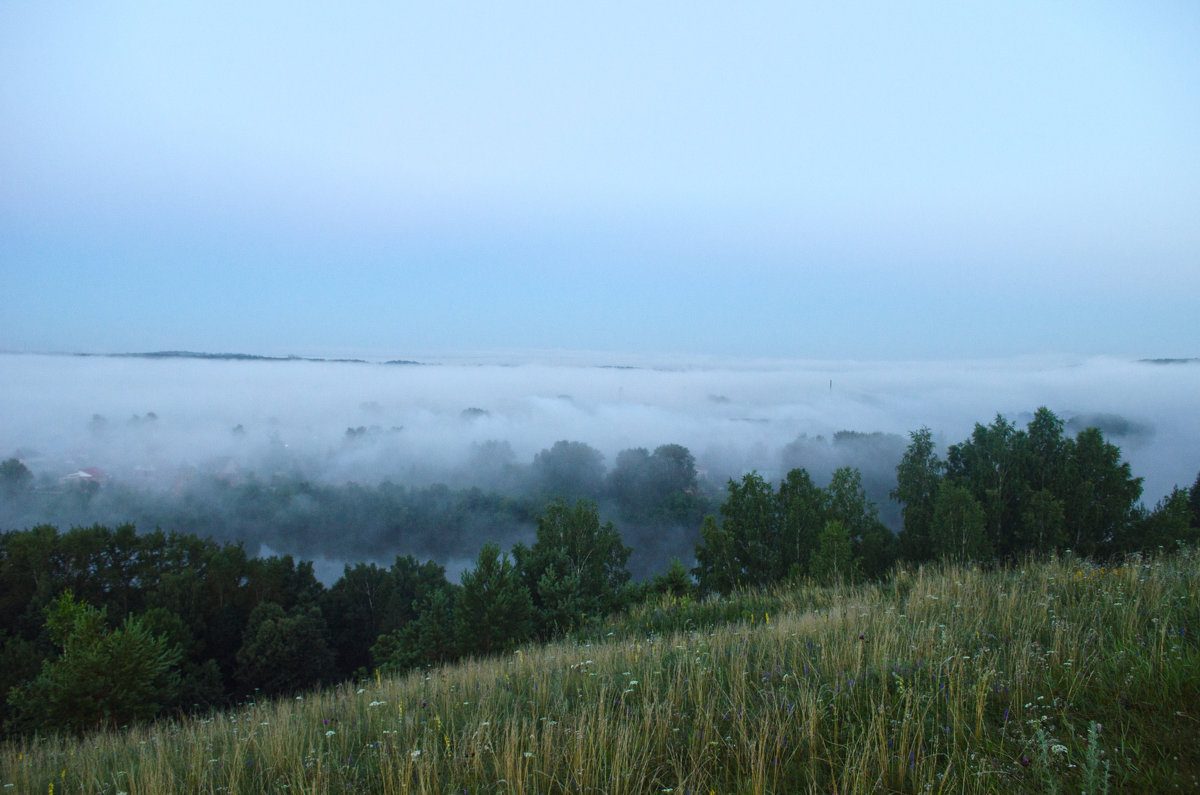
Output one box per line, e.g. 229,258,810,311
4,548,1198,793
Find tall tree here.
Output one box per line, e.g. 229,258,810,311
930,483,991,562
775,467,827,578
455,542,533,657
1117,487,1198,552
531,441,606,499
946,416,1022,557
718,472,777,587
1190,472,1200,529
810,521,858,585
512,500,631,634
892,427,943,563
692,514,737,595
1060,427,1142,556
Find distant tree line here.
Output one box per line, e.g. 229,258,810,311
0,441,713,578
1,407,1197,737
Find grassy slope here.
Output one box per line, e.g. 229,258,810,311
3,549,1198,794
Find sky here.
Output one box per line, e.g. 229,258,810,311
2,2,1198,360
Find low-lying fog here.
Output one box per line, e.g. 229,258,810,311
2,352,1196,581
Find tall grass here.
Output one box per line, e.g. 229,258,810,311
4,548,1198,793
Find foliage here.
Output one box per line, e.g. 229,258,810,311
455,542,533,657
372,588,460,674
930,481,992,561
607,443,703,524
892,426,942,562
531,440,605,499
6,592,180,734
694,467,892,594
5,549,1198,793
512,500,632,634
809,520,857,584
234,602,335,696
908,407,1153,561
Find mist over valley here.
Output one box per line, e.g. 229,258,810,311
2,352,1194,582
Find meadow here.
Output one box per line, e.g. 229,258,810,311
3,548,1197,794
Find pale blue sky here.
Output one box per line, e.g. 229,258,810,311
2,2,1198,359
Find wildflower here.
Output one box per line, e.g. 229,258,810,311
1051,744,1068,755
410,750,422,759
326,730,336,737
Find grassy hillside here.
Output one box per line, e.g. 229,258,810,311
3,549,1198,793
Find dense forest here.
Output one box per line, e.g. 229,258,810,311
0,407,1197,738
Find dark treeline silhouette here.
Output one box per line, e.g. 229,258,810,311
1,407,1197,737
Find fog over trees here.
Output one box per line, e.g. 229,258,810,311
1,353,1196,581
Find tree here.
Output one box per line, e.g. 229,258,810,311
322,562,394,677
512,500,631,634
946,416,1021,557
531,441,605,499
455,542,533,657
827,467,895,579
692,514,737,595
1060,428,1142,556
373,588,460,673
775,468,826,578
608,448,654,520
7,592,180,734
718,472,777,587
609,444,703,525
1017,489,1065,554
810,521,858,585
235,602,335,696
892,428,943,563
649,444,699,498
0,458,33,500
647,557,693,598
929,483,991,562
1190,472,1200,529
1115,487,1198,553
1021,407,1068,494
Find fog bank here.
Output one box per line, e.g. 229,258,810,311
1,353,1195,576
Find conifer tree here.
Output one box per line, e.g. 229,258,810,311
455,542,533,657
7,592,180,733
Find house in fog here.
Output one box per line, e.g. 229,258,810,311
60,466,109,486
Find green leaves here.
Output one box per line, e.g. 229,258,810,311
694,467,891,594
8,592,181,734
456,542,533,657
235,602,335,695
513,500,632,635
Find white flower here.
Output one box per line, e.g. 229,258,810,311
410,749,422,759
325,730,336,737
1051,744,1068,755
